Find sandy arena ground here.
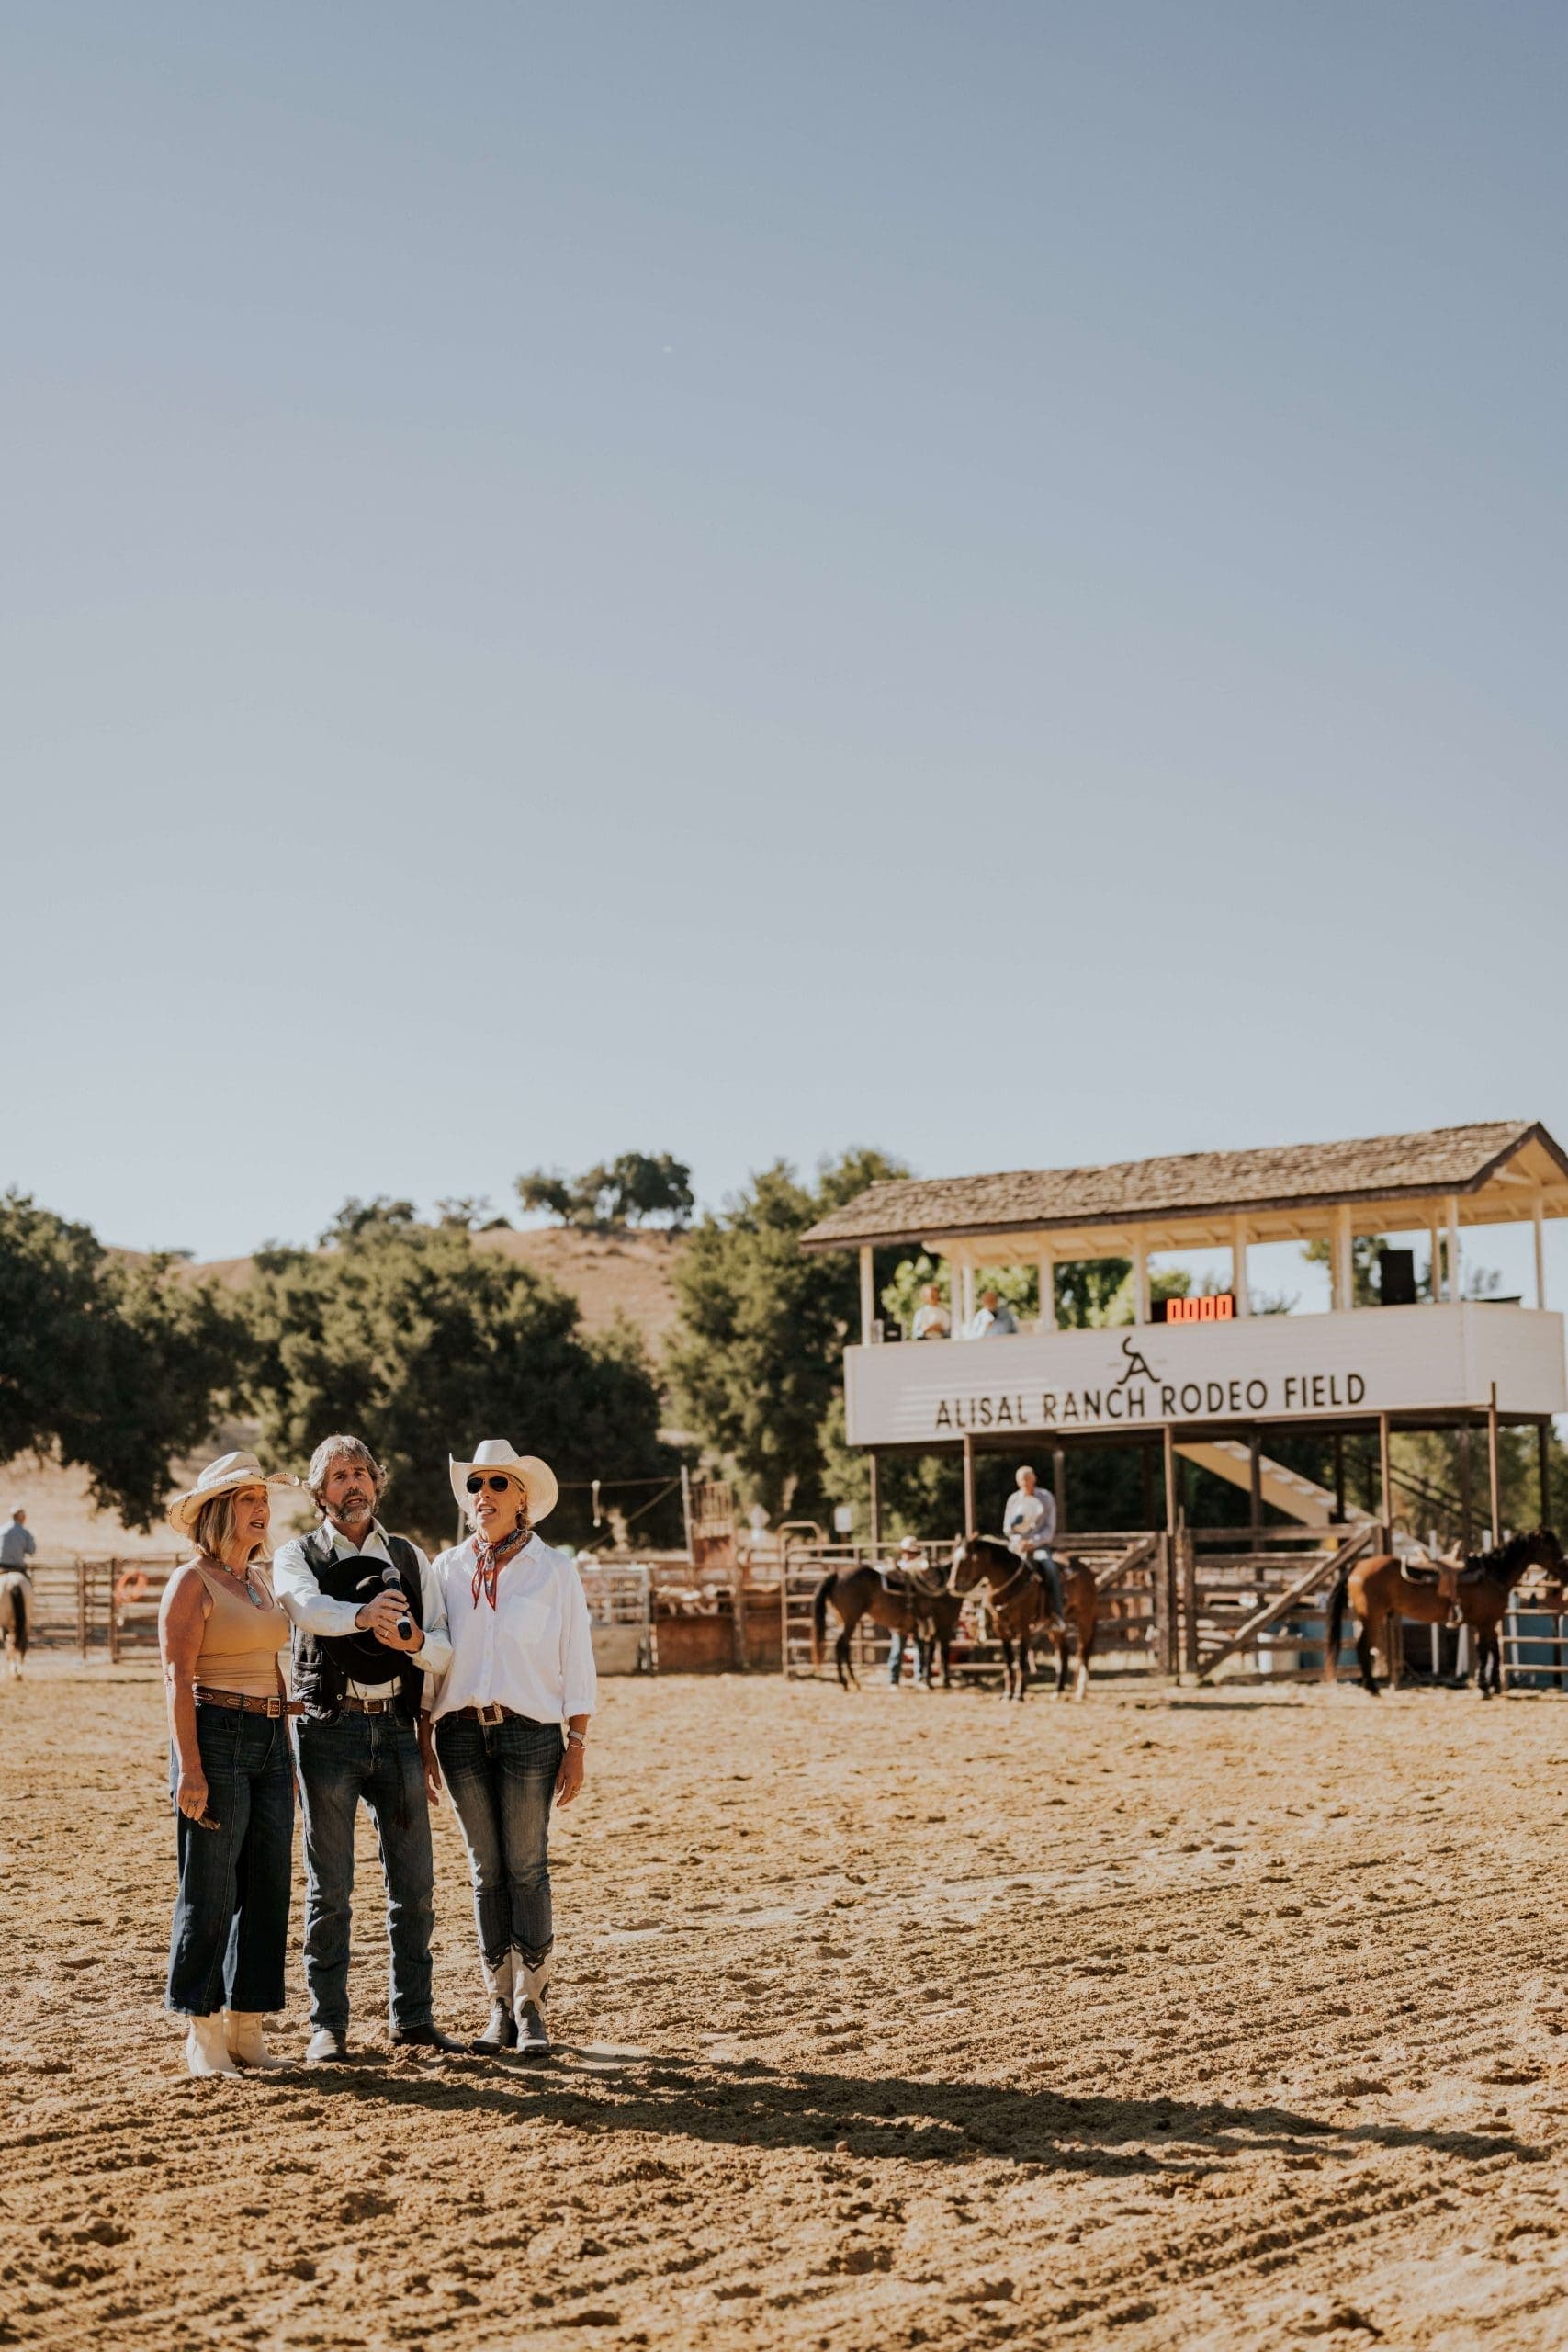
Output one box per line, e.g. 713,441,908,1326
5,1666,1568,2351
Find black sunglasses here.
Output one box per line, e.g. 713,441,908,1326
465,1475,516,1495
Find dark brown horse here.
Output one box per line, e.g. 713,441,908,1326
812,1566,966,1690
950,1532,1100,1700
1326,1526,1565,1698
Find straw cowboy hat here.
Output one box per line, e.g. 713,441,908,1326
168,1450,299,1537
448,1440,558,1525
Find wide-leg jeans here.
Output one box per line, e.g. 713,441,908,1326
165,1703,294,2018
292,1711,436,2033
434,1712,559,1973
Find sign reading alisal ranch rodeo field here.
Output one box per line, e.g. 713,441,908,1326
843,1302,1568,1446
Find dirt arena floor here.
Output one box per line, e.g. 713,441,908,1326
6,1665,1568,2350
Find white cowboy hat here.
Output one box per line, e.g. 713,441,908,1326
448,1440,558,1525
168,1450,299,1537
897,1535,924,1555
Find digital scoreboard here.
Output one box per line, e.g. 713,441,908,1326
1152,1294,1235,1323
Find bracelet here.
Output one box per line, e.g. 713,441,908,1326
566,1732,587,1749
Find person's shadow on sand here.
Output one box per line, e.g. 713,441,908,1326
297,2049,1533,2177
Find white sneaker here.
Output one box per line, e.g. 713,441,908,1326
225,2010,291,2069
186,2015,238,2076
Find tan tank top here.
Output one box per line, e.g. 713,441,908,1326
192,1559,290,1698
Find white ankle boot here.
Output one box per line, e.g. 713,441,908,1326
186,2014,238,2076
225,2010,290,2069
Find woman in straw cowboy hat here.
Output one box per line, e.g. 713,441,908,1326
429,1440,596,2055
158,1450,299,2075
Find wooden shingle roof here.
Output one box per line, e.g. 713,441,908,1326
800,1122,1568,1254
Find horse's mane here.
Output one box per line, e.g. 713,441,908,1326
1464,1526,1562,1589
963,1532,1017,1563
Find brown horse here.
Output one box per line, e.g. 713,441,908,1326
0,1570,30,1677
1326,1526,1565,1698
811,1566,966,1690
950,1532,1100,1700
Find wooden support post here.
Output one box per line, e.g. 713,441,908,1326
1333,1432,1347,1524
1446,1195,1461,1303
1379,1412,1393,1533
1534,1193,1548,1309
1429,1216,1443,1302
1163,1423,1179,1535
1248,1428,1263,1542
1333,1205,1354,1311
868,1450,881,1553
1133,1236,1150,1326
962,1435,976,1537
1037,1253,1056,1332
75,1557,86,1657
1486,1383,1502,1548
1232,1217,1250,1316
859,1246,875,1345
1181,1533,1199,1679
1540,1422,1553,1524
1053,1446,1066,1538
108,1566,120,1667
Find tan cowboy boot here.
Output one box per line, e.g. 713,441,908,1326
185,2014,238,2076
225,2010,291,2069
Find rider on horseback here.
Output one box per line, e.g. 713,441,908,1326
1002,1467,1063,1620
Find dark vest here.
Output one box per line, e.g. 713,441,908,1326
291,1530,426,1726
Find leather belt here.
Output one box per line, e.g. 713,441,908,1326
340,1694,400,1716
195,1687,301,1718
452,1702,521,1726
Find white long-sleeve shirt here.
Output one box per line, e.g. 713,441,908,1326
273,1520,452,1700
429,1532,597,1725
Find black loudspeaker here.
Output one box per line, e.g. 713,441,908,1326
1377,1248,1417,1306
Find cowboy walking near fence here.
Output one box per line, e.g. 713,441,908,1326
273,1434,460,2064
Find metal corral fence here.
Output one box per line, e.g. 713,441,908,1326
576,1563,653,1675
17,1557,181,1659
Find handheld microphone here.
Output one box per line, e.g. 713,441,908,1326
355,1564,412,1644
381,1560,412,1643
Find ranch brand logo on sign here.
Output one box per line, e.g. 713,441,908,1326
841,1303,1568,1448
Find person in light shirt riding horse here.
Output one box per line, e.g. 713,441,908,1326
1002,1464,1063,1619
430,1441,596,2057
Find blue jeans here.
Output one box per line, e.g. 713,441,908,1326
434,1713,558,1973
1032,1550,1064,1617
293,1712,435,2032
166,1703,294,2018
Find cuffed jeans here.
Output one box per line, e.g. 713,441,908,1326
166,1702,294,2018
293,1712,435,2033
434,1712,558,1977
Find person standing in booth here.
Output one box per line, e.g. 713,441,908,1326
431,1441,596,2057
272,1434,457,2064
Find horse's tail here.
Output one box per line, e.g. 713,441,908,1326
811,1572,835,1669
1325,1566,1349,1682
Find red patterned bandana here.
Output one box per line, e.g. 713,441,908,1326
471,1523,529,1611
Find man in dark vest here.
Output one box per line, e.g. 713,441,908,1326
274,1433,459,2064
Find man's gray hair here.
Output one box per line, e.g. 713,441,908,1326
307,1433,387,1510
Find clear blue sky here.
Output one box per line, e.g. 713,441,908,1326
4,2,1564,1264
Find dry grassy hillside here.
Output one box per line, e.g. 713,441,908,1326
13,1227,687,1563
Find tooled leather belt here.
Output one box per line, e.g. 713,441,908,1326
194,1687,302,1717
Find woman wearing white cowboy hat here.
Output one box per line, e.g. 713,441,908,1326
428,1441,595,2056
158,1450,300,2075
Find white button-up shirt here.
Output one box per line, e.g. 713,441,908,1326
429,1532,597,1725
273,1520,452,1700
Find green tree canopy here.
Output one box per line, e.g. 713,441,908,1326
0,1192,244,1530
667,1148,908,1521
243,1204,677,1547
516,1152,694,1231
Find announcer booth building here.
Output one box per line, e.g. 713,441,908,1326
801,1121,1568,1556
